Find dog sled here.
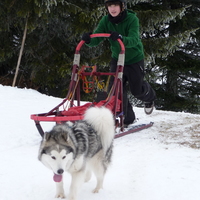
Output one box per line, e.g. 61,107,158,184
30,33,153,138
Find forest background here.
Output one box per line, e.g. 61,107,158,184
0,0,200,113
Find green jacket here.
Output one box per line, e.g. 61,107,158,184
87,10,144,65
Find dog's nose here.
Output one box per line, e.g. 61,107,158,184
57,169,64,174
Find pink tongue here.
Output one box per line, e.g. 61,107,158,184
53,174,63,182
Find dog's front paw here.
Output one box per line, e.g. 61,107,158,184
68,194,76,200
55,192,66,199
92,187,101,193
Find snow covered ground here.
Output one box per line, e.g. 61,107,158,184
0,84,200,200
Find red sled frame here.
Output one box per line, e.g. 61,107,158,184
30,33,125,137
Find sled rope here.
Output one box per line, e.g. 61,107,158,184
79,66,107,93
79,66,95,93
63,75,80,111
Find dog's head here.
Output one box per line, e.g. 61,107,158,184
38,123,75,182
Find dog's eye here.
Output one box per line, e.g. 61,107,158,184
51,156,56,160
62,156,66,159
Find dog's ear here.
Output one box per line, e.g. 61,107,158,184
43,132,51,141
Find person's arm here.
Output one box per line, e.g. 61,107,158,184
122,16,141,48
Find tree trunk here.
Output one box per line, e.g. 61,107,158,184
12,17,28,87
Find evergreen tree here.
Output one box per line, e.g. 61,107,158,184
0,0,103,96
134,0,200,113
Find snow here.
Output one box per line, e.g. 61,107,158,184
1,84,200,200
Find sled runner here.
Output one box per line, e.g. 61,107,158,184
30,33,153,137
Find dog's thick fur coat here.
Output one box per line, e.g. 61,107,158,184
38,106,115,200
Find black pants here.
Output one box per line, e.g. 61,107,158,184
109,58,156,124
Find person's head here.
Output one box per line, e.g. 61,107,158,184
105,0,125,17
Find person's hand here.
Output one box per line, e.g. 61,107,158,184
81,32,92,44
109,31,123,41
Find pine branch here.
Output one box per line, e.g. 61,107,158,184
143,28,199,62
137,6,190,32
127,0,153,5
35,0,82,14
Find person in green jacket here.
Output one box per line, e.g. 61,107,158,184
82,0,156,127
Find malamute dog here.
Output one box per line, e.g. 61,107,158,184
38,106,115,200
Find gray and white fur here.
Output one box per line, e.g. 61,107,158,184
38,106,115,200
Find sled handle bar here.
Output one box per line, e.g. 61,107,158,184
75,33,125,52
74,33,125,67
